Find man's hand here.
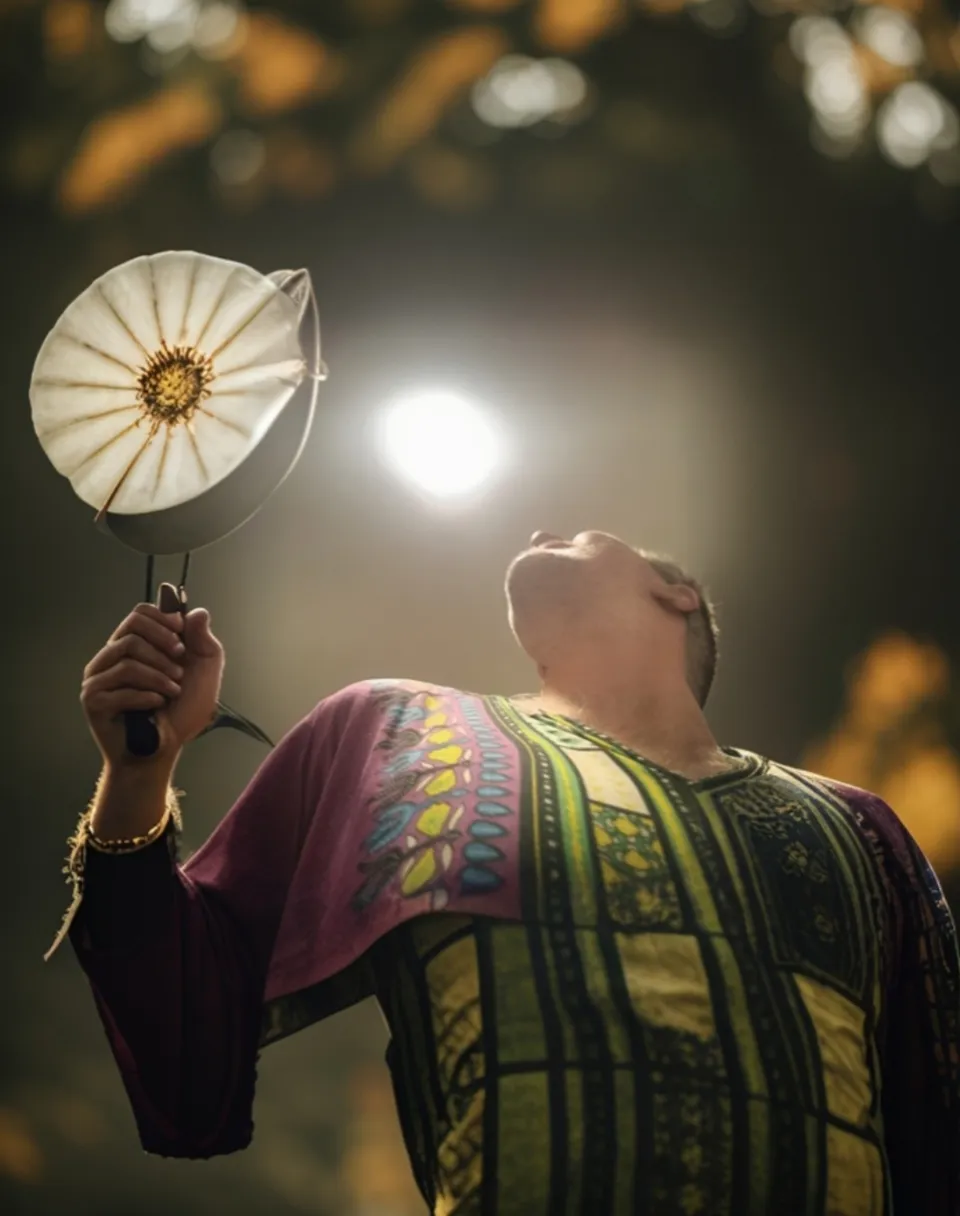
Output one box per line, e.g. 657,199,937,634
81,587,225,774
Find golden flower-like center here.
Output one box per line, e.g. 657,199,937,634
137,342,213,424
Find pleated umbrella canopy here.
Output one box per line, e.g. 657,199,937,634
30,251,327,752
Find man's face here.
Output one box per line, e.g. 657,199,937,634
505,530,657,654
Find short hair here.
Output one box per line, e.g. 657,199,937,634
640,551,719,707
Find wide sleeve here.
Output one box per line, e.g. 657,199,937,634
65,707,327,1159
848,788,960,1214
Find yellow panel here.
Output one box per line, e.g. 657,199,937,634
490,925,548,1067
746,1098,772,1212
407,912,473,960
825,1125,885,1216
793,974,872,1127
563,1069,583,1216
612,1068,637,1210
539,926,579,1064
711,938,766,1099
575,929,632,1065
616,933,716,1041
435,1087,485,1216
567,747,647,814
424,933,485,1090
496,1072,553,1211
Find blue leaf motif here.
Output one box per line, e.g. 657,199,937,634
365,803,417,853
384,749,423,775
464,842,504,864
477,802,511,816
469,820,507,838
460,866,503,893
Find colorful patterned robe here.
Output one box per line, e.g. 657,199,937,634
63,680,960,1214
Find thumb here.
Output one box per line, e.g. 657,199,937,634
183,607,222,658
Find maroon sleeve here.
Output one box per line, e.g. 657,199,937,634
878,825,960,1216
66,710,324,1159
70,833,263,1157
826,780,960,1215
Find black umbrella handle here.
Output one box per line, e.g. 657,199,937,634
124,582,186,758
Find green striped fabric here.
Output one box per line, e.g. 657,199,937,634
369,703,953,1216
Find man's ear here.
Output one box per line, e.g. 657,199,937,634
654,582,700,616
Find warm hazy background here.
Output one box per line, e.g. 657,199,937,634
3,0,960,1211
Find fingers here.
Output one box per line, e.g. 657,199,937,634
108,604,186,659
82,687,167,716
85,633,185,681
83,657,181,701
182,607,222,659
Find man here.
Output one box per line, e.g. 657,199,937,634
54,530,959,1214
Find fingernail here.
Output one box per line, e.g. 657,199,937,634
157,583,180,614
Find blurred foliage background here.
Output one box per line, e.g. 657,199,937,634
3,0,960,1212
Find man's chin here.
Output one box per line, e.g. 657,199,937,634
505,544,553,583
505,545,575,608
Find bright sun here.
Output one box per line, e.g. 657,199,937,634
375,389,505,499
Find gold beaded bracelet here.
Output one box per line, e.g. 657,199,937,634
86,800,173,854
43,784,183,962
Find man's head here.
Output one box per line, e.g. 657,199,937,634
505,531,719,707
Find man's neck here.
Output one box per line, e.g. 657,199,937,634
521,680,731,780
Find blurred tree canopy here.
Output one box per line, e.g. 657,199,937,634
3,0,960,225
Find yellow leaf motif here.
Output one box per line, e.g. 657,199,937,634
424,769,456,796
424,695,442,710
425,711,447,729
401,849,438,896
427,728,455,744
624,848,650,872
635,886,666,917
417,803,452,837
601,859,621,889
429,745,463,765
614,815,640,837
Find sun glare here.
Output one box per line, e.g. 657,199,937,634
375,389,505,500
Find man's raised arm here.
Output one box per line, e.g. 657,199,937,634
57,590,298,1157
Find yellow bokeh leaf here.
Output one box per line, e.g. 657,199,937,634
0,1108,42,1184
44,0,95,62
351,26,509,173
59,83,222,213
804,633,960,870
232,13,344,116
534,0,625,53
